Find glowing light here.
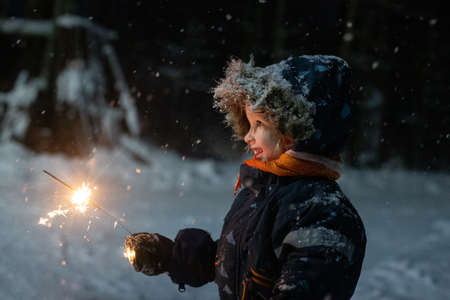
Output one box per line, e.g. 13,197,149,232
124,247,136,264
38,182,93,227
48,208,69,218
71,182,92,213
38,217,49,225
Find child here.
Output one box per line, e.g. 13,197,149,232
125,55,366,300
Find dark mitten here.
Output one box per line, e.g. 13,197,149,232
168,228,217,287
125,232,174,276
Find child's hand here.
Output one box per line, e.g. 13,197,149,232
124,232,174,276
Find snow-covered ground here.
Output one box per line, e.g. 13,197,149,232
0,139,449,300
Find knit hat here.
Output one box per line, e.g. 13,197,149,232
213,54,353,156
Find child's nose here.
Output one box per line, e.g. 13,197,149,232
244,131,254,144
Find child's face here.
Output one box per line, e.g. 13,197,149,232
244,106,286,161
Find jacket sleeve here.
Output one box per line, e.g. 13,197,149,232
271,244,351,299
270,192,365,299
168,228,217,289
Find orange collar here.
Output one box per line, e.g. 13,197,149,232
234,153,340,195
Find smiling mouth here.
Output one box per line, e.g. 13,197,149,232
252,148,263,159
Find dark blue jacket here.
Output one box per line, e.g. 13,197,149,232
169,163,366,300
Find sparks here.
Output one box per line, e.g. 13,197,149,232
38,182,93,227
41,170,133,234
48,208,69,218
71,182,92,213
38,217,49,225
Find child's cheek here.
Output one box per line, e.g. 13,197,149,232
259,128,281,157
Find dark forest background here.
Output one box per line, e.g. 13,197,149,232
0,0,448,171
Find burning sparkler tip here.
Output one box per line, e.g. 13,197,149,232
41,171,133,235
124,247,136,264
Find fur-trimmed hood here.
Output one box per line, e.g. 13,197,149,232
213,55,353,156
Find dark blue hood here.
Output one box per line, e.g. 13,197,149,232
282,55,354,156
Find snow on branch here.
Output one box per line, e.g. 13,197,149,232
0,18,52,36
0,71,46,140
56,14,117,40
0,71,46,106
0,14,117,40
103,43,140,136
55,58,125,142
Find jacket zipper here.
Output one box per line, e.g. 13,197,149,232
235,194,247,299
240,278,249,300
235,227,242,299
236,189,265,299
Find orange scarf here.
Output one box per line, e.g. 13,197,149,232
234,153,341,195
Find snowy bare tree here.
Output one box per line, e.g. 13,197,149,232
0,11,139,156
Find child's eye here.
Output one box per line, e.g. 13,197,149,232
249,120,263,134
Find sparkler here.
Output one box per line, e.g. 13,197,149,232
41,170,144,265
42,170,132,234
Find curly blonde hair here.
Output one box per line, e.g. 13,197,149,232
213,58,316,142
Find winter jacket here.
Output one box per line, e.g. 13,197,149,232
169,162,366,300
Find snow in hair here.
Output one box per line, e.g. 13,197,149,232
213,57,316,141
